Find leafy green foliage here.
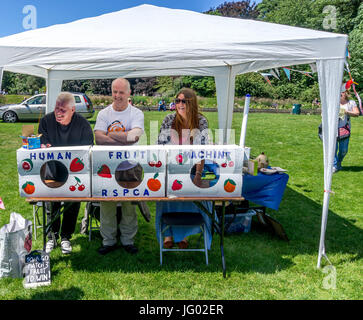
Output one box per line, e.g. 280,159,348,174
257,0,363,96
235,72,271,97
2,71,45,95
181,76,216,97
348,3,363,86
205,1,259,19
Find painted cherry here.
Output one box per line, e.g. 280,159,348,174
148,161,155,167
69,185,76,191
78,184,85,191
155,161,162,168
221,163,227,168
228,161,234,167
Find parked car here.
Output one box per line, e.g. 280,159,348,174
0,93,94,123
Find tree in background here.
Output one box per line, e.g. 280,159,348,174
132,77,157,96
205,0,259,18
257,0,362,90
348,3,363,86
2,71,45,95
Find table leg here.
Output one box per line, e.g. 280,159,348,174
42,201,46,252
220,201,226,278
211,201,215,237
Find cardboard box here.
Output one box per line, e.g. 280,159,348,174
17,146,91,197
91,145,167,198
20,125,41,149
166,145,246,198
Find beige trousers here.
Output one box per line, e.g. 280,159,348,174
100,202,138,246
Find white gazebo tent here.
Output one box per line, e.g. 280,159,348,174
0,5,348,267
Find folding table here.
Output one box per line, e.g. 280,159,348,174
26,196,245,278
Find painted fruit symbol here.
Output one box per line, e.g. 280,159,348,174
176,153,187,165
22,181,35,195
176,154,183,164
97,164,112,178
148,153,162,168
224,179,236,193
176,153,188,165
69,177,85,191
221,154,234,168
21,158,33,171
70,157,84,172
171,179,183,191
147,173,162,192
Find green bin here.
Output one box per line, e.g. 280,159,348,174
292,104,301,114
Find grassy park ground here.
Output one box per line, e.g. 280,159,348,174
0,110,362,300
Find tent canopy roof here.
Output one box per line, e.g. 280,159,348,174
0,4,347,77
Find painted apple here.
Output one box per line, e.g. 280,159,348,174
21,159,33,171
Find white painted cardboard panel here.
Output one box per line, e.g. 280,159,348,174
17,146,91,197
91,145,167,198
166,145,246,198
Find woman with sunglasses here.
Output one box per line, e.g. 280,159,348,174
156,88,214,250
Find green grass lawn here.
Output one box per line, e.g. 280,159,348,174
0,111,362,300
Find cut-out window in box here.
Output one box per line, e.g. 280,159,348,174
190,160,220,189
40,160,69,188
115,161,144,189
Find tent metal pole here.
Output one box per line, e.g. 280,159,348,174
239,94,250,148
0,67,3,92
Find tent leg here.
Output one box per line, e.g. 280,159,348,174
0,67,3,92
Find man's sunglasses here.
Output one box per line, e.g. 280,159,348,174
175,98,188,104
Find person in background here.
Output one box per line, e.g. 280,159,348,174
169,101,176,111
333,86,359,173
156,88,213,249
38,92,94,254
312,97,320,106
94,78,144,255
158,99,166,111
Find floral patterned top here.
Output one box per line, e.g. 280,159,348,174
157,113,209,145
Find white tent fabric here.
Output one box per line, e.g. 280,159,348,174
0,4,348,267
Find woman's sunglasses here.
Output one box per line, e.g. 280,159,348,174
175,98,188,104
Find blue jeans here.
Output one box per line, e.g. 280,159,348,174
334,137,350,170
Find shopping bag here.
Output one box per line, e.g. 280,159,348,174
0,212,32,278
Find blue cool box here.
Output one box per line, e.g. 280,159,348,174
224,210,256,233
21,136,41,149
